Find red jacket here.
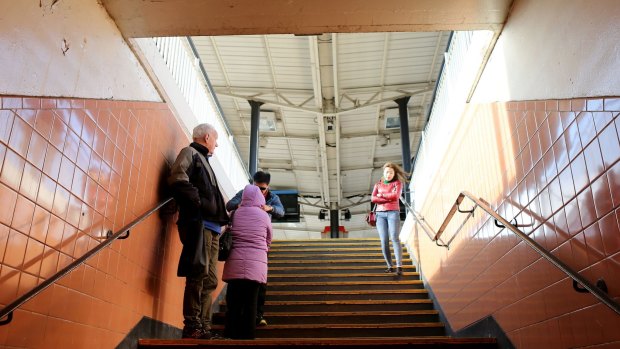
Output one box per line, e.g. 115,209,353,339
371,180,402,212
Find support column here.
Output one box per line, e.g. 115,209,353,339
330,209,339,238
396,97,411,203
248,100,263,176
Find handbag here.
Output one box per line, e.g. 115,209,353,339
365,207,377,227
218,211,235,261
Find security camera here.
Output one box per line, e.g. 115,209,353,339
326,117,335,131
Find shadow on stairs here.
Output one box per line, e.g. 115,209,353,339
138,238,497,348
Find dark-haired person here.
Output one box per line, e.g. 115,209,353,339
226,171,283,326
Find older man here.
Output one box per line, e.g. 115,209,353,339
168,123,229,339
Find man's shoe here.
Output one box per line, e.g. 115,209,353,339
182,327,204,339
257,318,268,327
385,267,394,273
396,267,403,276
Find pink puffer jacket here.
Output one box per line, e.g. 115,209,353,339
222,185,272,284
371,180,402,212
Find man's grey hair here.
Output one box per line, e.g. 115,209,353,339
192,123,216,140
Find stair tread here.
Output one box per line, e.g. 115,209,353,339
269,253,394,257
269,259,413,264
139,336,497,345
270,243,386,247
212,323,444,330
268,289,426,295
221,299,433,306
269,272,419,278
219,310,439,316
270,248,403,252
271,238,380,242
269,280,423,285
269,265,415,271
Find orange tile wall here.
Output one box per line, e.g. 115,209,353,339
0,96,211,348
411,97,620,348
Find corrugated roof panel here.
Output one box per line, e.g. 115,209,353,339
341,168,373,193
340,109,377,123
191,29,450,231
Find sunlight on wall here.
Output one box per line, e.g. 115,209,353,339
406,30,496,280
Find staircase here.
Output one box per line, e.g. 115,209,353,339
139,238,496,348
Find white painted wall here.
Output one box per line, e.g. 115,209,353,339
472,0,620,102
0,0,160,101
132,37,250,199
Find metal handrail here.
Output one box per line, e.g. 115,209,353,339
401,191,620,316
0,198,173,325
399,197,447,247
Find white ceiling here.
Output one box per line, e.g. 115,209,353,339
191,31,450,235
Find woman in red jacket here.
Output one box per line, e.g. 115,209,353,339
371,162,407,275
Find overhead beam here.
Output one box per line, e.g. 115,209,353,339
245,127,424,140
212,82,434,96
216,92,320,113
217,85,434,114
337,89,433,114
260,162,407,173
102,0,512,37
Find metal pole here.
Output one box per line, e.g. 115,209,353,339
248,100,263,175
396,96,411,203
330,209,339,238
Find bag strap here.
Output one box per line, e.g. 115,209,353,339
228,210,236,228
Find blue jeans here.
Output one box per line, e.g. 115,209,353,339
375,210,403,268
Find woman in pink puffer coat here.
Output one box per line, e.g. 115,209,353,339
223,184,272,339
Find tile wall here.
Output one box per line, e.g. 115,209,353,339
412,97,620,348
0,95,197,348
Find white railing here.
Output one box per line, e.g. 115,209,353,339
411,30,494,209
151,37,249,194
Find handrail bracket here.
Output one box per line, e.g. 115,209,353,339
573,278,609,294
107,229,130,240
457,205,476,214
0,312,12,326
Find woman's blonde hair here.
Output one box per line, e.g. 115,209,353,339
382,162,409,183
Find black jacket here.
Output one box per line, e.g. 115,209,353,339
168,142,229,276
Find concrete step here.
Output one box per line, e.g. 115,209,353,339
269,249,410,256
269,246,402,252
268,272,419,283
269,238,381,245
139,337,498,348
213,310,440,325
268,265,416,275
267,280,425,292
211,322,446,338
267,253,403,260
265,288,428,301
220,299,435,313
268,259,414,267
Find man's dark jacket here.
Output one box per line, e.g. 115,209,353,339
168,142,229,277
